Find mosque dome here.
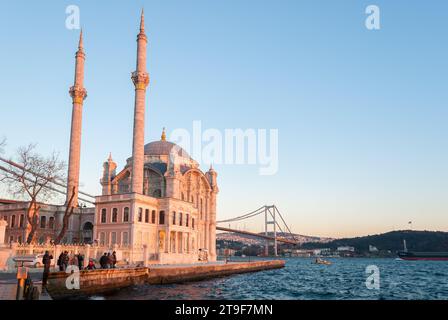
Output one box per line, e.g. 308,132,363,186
144,140,190,158
143,128,191,159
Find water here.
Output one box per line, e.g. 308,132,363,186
100,258,448,300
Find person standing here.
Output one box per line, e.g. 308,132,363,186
111,251,117,268
63,251,69,271
57,252,64,271
99,252,108,269
42,251,53,287
77,253,84,270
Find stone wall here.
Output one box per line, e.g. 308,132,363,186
147,260,285,284
47,267,149,299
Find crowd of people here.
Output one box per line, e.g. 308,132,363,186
40,250,119,287
42,250,118,272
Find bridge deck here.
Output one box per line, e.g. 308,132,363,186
216,226,298,244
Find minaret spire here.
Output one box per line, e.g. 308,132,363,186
67,30,87,206
78,28,83,50
131,10,150,194
140,8,145,33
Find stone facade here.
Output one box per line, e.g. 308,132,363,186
96,138,218,264
0,201,94,244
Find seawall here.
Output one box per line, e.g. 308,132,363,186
147,260,285,284
46,260,285,299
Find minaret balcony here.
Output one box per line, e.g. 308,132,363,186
131,71,149,89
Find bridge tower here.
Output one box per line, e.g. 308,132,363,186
264,205,278,256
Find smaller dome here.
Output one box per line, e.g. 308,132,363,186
144,140,190,158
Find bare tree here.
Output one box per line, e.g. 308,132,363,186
3,144,66,244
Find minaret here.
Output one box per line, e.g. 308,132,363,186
206,165,218,261
66,30,87,206
130,9,150,194
101,153,117,195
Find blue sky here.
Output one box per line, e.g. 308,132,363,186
0,1,447,237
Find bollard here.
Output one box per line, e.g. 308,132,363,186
15,265,28,300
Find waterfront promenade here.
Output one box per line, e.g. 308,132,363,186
0,279,52,300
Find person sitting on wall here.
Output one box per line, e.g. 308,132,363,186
86,259,96,270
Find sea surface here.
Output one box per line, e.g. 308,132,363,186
96,258,448,300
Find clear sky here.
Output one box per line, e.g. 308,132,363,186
1,1,447,238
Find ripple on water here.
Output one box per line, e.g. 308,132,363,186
96,258,448,300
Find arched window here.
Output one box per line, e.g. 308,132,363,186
19,214,24,228
145,209,149,223
111,232,117,245
112,208,118,222
138,208,143,222
159,211,165,225
40,216,46,229
49,217,55,229
172,211,176,225
122,232,129,246
99,232,105,245
83,222,93,231
151,210,156,224
11,215,15,228
123,207,130,222
179,212,183,226
101,209,107,223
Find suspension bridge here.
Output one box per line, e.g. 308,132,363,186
216,205,299,256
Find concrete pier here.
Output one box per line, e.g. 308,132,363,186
46,260,285,299
147,260,285,285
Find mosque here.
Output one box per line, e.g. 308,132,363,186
91,11,218,264
0,11,218,264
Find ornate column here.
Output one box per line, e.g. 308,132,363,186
0,220,7,245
